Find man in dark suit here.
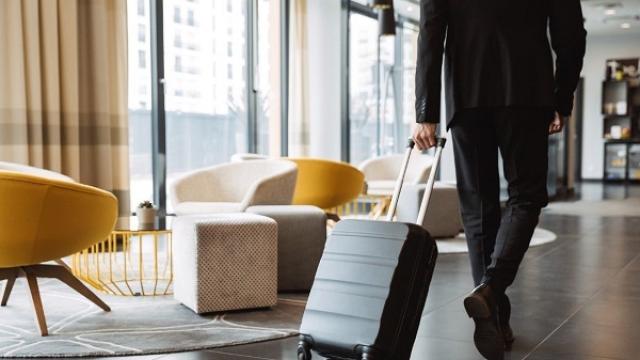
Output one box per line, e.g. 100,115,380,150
412,0,586,358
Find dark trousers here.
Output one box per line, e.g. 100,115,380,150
451,107,552,294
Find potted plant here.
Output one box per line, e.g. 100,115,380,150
137,200,156,224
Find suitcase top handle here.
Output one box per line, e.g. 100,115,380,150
405,137,447,149
386,136,447,224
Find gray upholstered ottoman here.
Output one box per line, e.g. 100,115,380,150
246,205,326,291
172,213,278,314
396,182,463,238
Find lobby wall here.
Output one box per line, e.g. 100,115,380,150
581,33,639,180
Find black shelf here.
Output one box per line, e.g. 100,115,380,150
602,58,640,182
602,80,630,116
604,140,640,182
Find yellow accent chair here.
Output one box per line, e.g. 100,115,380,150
0,171,117,336
288,158,365,218
229,154,366,219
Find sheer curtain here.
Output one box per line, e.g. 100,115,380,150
0,0,130,215
287,0,310,157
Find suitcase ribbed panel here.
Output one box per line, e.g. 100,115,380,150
300,139,443,359
300,219,424,354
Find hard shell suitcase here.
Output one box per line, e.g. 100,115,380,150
298,137,447,360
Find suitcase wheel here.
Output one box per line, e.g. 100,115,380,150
360,346,381,360
297,338,312,360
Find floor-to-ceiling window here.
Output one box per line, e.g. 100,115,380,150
348,12,378,165
127,0,283,213
163,0,249,212
347,2,419,165
256,0,282,156
397,22,419,153
127,0,154,210
348,10,396,165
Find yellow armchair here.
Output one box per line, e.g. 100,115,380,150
0,171,117,336
288,158,365,214
228,155,366,220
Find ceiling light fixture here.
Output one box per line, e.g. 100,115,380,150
370,0,393,9
605,8,617,16
378,5,396,36
621,22,631,29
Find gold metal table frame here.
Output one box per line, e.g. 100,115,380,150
330,194,392,220
71,225,173,297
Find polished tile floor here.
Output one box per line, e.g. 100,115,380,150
96,183,640,360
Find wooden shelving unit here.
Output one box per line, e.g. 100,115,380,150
602,58,640,182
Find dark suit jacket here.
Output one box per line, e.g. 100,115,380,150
415,0,587,126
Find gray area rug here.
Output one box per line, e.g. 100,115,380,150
545,198,640,217
436,227,557,254
0,279,304,358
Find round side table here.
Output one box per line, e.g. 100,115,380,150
71,216,173,296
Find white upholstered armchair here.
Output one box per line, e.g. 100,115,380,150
169,160,298,215
358,152,434,196
0,161,74,182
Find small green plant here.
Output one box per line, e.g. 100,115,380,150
138,200,154,209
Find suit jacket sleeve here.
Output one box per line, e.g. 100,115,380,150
415,0,448,124
549,0,587,117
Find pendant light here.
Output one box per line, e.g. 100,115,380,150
370,0,393,9
378,4,396,36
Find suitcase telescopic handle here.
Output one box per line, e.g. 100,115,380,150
386,137,447,222
416,137,447,225
385,138,416,221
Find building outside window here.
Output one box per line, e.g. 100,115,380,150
174,56,183,72
138,50,146,68
138,24,145,42
187,9,195,26
174,6,181,23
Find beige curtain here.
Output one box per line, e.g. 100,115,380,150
288,0,310,157
0,0,129,215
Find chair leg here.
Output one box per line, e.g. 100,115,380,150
23,270,48,336
54,258,72,272
29,264,110,312
326,213,341,222
1,270,17,306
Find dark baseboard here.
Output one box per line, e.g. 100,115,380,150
578,178,604,183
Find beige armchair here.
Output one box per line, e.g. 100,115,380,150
358,152,433,196
169,160,298,215
230,153,269,162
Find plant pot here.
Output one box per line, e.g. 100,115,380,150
137,207,156,225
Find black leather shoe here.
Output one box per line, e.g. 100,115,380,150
498,293,515,350
464,283,505,360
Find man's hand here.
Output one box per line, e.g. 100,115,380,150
549,112,565,134
413,122,438,150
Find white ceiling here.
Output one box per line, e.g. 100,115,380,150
394,0,640,36
582,0,640,35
